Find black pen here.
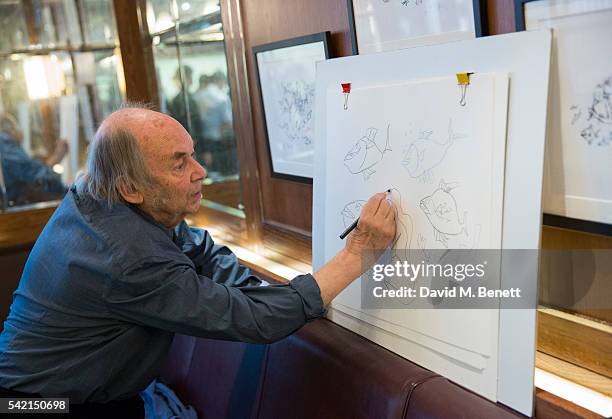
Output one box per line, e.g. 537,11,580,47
339,189,391,239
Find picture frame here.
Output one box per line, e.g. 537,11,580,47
253,32,332,183
516,0,612,236
347,0,487,55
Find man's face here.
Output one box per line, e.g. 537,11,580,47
138,117,206,227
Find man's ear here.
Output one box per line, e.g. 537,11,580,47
117,178,144,204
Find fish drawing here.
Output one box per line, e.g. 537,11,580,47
344,125,391,180
419,179,468,247
340,200,367,228
402,119,461,182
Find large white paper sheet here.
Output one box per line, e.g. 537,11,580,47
320,74,509,400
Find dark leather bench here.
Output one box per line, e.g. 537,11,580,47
159,318,525,419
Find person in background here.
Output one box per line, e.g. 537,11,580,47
194,71,234,177
0,113,68,207
166,65,204,161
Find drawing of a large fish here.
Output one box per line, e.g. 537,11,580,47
402,119,460,180
419,179,467,246
344,125,391,180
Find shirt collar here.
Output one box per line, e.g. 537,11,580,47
72,179,176,242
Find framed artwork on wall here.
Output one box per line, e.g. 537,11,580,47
516,0,612,236
253,32,331,183
347,0,487,55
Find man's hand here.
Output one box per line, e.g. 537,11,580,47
345,191,396,261
313,192,396,305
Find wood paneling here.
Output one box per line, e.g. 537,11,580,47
486,0,516,35
220,0,265,250
240,0,353,233
538,309,612,379
262,223,311,266
0,247,30,331
540,226,612,323
201,179,242,209
113,0,159,106
0,204,57,250
536,352,612,397
535,388,603,419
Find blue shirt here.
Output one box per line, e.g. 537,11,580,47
0,182,325,403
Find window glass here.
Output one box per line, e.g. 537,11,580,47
149,0,243,213
0,2,29,53
81,0,118,44
146,0,176,33
0,1,124,212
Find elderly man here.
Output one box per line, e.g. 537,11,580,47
0,106,395,417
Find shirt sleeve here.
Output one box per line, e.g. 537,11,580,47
174,222,261,287
104,255,326,344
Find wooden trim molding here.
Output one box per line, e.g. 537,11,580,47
536,352,611,398
0,204,58,251
538,308,611,379
535,388,603,419
113,0,159,106
220,0,265,251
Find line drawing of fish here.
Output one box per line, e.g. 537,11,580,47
401,119,462,183
340,200,367,228
419,179,468,248
344,124,392,180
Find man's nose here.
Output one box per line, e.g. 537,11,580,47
192,159,207,182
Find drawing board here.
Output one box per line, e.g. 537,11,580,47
313,30,552,416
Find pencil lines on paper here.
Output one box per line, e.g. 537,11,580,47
419,179,470,248
401,119,463,183
571,75,612,147
388,187,414,262
340,200,366,229
381,0,423,6
344,124,392,180
277,80,315,147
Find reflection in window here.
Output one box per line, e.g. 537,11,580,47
82,0,118,44
149,0,243,213
0,0,123,211
0,3,29,53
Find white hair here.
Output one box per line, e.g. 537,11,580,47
80,104,155,207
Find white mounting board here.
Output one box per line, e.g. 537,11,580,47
313,30,552,416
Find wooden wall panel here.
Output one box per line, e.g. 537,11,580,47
0,247,31,331
240,0,353,234
486,0,516,35
113,0,159,106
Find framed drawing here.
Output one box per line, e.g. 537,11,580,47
347,0,487,55
516,0,612,236
253,32,331,183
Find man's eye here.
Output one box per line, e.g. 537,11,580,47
175,161,186,170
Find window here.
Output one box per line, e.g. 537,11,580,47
148,0,244,214
0,0,124,211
